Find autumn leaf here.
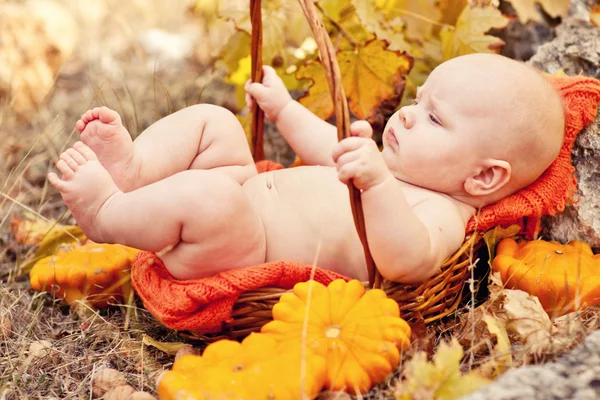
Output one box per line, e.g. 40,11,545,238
507,0,570,23
440,5,509,60
376,0,442,40
395,339,491,400
591,4,600,27
142,335,188,355
482,224,521,264
218,0,312,66
297,39,413,120
480,313,512,377
351,0,411,52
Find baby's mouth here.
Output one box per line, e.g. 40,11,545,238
386,128,399,147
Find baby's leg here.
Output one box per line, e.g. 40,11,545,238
77,105,256,192
49,143,266,279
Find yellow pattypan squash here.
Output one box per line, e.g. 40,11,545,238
261,279,412,394
493,238,600,314
29,242,139,308
157,333,327,400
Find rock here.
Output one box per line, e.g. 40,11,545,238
460,330,600,400
104,385,135,400
527,18,600,250
91,368,128,398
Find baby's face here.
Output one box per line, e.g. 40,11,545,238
381,59,505,195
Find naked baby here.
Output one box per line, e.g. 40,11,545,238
48,53,565,283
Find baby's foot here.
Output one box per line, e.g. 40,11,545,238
76,106,136,191
48,143,120,243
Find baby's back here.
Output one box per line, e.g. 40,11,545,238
242,166,443,280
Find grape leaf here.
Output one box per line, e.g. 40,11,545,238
438,0,468,26
439,5,509,60
507,0,570,23
296,39,413,120
218,0,312,66
376,0,442,40
351,0,411,52
395,339,491,400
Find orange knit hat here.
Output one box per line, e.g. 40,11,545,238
465,74,600,238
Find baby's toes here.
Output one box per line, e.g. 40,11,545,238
66,148,87,165
56,159,75,180
48,172,66,191
96,106,120,125
72,141,98,161
75,119,86,132
60,152,80,172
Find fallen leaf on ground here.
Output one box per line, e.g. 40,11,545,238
142,334,188,355
395,339,491,400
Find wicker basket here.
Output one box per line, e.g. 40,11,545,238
180,0,484,342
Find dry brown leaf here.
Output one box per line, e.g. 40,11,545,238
0,312,11,338
502,289,554,354
440,5,508,60
141,334,188,356
479,313,512,377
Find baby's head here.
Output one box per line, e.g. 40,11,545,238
381,53,565,207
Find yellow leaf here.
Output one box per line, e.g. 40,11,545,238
508,0,570,23
351,0,411,52
395,339,491,400
219,0,312,66
440,5,509,60
438,0,468,26
482,224,521,263
377,0,442,40
297,40,412,120
480,313,512,377
142,335,188,355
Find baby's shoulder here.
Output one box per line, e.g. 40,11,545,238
397,180,475,224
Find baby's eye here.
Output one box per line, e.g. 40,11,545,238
429,114,441,125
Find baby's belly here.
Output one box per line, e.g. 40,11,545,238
242,166,368,280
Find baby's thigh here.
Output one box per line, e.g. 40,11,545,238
160,170,266,279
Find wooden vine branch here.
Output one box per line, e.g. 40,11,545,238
250,0,380,288
250,0,265,162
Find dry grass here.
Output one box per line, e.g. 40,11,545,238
1,1,599,399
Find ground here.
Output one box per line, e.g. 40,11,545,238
1,0,599,399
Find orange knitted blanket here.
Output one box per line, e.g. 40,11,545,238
131,74,600,334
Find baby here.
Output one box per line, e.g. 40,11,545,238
48,53,564,283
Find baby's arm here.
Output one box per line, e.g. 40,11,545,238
332,135,466,283
245,66,337,166
360,180,467,283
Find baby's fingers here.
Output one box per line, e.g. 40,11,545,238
350,120,373,138
245,93,255,111
332,137,370,162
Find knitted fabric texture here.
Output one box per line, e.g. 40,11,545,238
466,74,600,237
131,74,600,334
132,252,346,333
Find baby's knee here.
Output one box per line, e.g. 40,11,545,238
184,104,238,124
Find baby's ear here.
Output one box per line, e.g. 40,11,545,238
464,160,511,197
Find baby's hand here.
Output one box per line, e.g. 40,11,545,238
332,121,392,190
245,66,292,122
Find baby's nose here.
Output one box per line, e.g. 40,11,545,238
399,107,414,129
